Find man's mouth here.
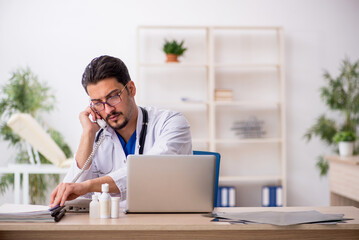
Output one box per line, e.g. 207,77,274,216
107,113,121,122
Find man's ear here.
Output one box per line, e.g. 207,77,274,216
128,81,136,97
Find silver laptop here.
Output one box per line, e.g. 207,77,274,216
126,155,216,213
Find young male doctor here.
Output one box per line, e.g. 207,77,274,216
50,55,192,207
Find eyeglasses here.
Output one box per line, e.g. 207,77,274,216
90,82,129,112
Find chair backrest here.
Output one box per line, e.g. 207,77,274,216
193,151,221,207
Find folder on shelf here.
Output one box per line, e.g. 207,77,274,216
262,185,283,207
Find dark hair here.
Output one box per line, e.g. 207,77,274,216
81,55,131,94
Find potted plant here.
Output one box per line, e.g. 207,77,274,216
0,67,72,204
163,39,187,62
304,58,359,176
333,131,357,157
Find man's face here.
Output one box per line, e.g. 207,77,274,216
87,77,136,130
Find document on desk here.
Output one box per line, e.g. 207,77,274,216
211,210,352,226
0,204,65,222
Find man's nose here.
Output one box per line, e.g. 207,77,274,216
104,103,115,114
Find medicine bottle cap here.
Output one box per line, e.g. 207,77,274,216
92,194,98,200
111,197,121,202
102,183,109,193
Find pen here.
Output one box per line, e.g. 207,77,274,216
49,204,60,211
51,205,66,217
54,208,66,222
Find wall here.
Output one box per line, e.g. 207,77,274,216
0,0,358,206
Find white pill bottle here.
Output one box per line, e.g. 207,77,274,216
100,183,111,218
89,194,100,218
111,197,121,218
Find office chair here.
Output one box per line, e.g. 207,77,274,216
193,150,221,207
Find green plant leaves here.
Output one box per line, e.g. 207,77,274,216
0,67,72,204
304,114,337,146
163,39,187,56
304,58,359,175
0,68,55,118
333,131,357,143
316,156,329,177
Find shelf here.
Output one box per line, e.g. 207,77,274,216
214,101,280,109
138,25,208,30
216,138,282,144
219,175,283,183
138,25,282,31
140,63,280,69
214,63,280,69
137,25,286,206
139,63,208,68
211,26,283,31
141,101,208,110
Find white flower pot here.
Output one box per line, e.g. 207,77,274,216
338,141,354,157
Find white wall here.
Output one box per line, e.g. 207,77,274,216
0,0,358,206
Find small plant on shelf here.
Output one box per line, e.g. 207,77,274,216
162,39,187,62
333,131,357,143
333,131,357,157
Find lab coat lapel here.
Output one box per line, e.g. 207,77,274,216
135,106,144,155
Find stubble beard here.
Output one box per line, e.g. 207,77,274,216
106,102,135,130
106,112,129,130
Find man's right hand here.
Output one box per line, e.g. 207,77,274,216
74,106,103,170
79,106,101,135
49,181,90,207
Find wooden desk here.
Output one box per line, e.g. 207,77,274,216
327,155,359,207
0,207,358,240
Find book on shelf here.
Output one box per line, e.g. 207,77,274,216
214,89,233,101
0,203,66,222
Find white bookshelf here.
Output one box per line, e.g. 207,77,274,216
137,26,286,207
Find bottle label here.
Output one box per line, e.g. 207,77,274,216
100,200,111,218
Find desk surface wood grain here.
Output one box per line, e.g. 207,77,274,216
0,206,358,240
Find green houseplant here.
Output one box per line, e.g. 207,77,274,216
304,58,359,176
333,131,357,143
0,67,72,204
163,39,187,62
333,131,357,157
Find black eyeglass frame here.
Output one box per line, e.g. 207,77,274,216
89,82,129,112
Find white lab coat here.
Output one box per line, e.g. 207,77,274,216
63,106,192,201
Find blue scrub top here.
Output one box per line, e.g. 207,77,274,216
116,130,136,157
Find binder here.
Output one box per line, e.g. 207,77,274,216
217,186,236,207
261,185,283,207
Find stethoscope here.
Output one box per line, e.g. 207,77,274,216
93,107,148,175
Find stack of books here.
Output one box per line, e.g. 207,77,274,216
0,203,66,222
214,89,233,101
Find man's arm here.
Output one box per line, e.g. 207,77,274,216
147,111,192,155
49,106,111,207
49,176,120,207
